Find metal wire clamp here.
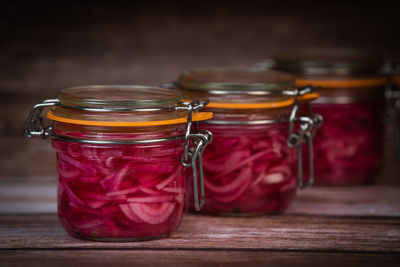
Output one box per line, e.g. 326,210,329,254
286,86,323,189
24,99,60,138
385,77,400,158
178,100,213,211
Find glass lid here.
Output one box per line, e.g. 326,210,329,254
177,67,296,95
273,48,384,76
58,85,181,110
49,85,214,127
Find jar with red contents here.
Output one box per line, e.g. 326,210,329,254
389,70,400,158
174,68,321,215
273,49,387,185
24,85,212,240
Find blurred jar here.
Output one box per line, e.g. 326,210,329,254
174,67,321,215
272,49,387,185
388,66,400,159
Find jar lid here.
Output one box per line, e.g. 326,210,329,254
273,48,384,76
48,85,212,126
178,67,295,94
58,85,180,110
177,68,309,109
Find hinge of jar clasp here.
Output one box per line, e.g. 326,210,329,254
24,99,59,138
286,87,323,189
283,84,319,98
178,100,212,211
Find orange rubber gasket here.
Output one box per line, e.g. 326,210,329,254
296,77,388,88
394,75,400,84
194,92,318,109
298,92,320,102
205,98,295,109
47,110,213,127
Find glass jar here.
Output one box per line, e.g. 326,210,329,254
391,73,400,158
174,68,321,215
273,49,387,185
24,85,212,241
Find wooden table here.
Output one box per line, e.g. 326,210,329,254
1,181,399,266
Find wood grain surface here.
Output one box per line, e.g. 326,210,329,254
2,183,399,216
1,214,399,253
1,250,399,267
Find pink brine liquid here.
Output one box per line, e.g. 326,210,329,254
188,123,297,215
53,138,185,241
305,101,383,185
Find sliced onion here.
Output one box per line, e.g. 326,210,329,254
193,123,297,214
129,202,176,225
127,195,175,203
204,167,252,194
54,135,185,239
306,102,382,184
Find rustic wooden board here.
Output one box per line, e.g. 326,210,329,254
0,138,56,178
1,214,399,253
2,2,399,97
287,186,400,217
0,182,56,213
2,182,399,217
0,250,399,267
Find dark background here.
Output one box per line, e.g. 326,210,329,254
1,1,399,180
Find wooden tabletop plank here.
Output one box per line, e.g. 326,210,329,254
287,186,400,217
1,250,399,267
0,182,56,214
1,182,399,217
1,214,399,253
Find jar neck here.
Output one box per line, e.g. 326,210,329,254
53,122,187,142
314,88,385,104
199,120,290,135
199,105,293,126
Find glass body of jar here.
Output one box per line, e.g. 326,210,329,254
191,111,297,215
300,85,385,185
53,124,187,241
391,74,400,158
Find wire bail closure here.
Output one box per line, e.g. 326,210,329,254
286,86,323,189
385,76,400,159
178,100,213,211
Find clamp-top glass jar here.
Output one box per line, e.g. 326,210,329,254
272,49,387,185
24,86,212,241
391,71,400,158
174,68,321,215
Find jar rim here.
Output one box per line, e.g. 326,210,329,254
202,92,319,109
296,77,388,88
47,110,213,127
